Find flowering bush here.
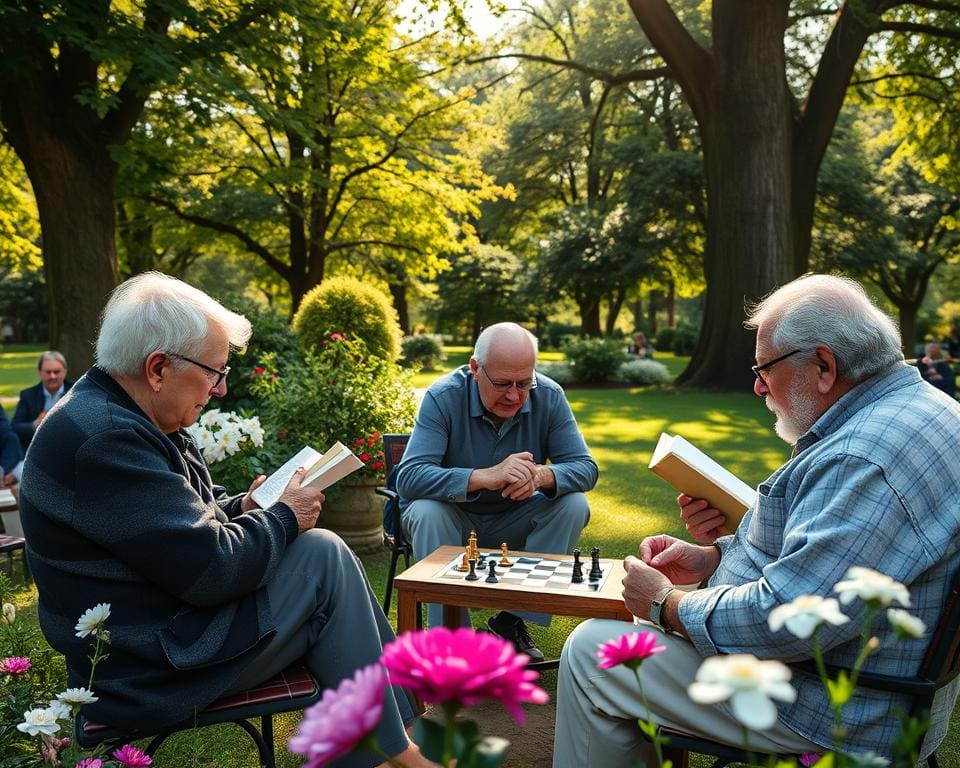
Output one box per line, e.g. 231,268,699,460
185,409,271,494
0,580,152,767
288,626,549,768
252,336,417,481
596,566,931,768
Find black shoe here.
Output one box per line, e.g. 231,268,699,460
486,611,545,662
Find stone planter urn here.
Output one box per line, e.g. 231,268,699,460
320,480,384,554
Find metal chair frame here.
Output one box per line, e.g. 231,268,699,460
378,433,413,615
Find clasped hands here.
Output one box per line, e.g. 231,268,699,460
481,451,547,501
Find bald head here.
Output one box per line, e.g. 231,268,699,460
473,323,538,367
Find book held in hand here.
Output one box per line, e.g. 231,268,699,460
648,432,756,536
251,441,365,509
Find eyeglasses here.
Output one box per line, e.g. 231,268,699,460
168,353,230,388
751,349,801,385
479,366,538,392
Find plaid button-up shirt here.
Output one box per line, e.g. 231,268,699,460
679,363,960,759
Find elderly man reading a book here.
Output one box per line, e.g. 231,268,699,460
398,321,598,661
553,274,960,766
19,272,438,768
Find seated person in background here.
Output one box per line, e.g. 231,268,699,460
553,274,960,767
915,341,956,398
398,322,597,660
20,272,436,768
0,404,23,489
947,323,960,361
12,350,75,453
627,331,654,358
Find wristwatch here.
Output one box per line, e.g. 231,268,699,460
650,586,676,632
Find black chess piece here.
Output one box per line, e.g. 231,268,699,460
588,546,603,581
571,548,584,584
465,558,479,581
485,559,499,583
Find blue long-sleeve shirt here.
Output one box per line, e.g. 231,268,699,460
679,363,960,758
397,366,597,515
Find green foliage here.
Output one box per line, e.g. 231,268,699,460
536,361,574,386
293,277,402,363
252,337,417,480
401,335,444,371
214,295,299,413
562,338,626,383
615,359,672,386
541,323,581,349
669,328,698,356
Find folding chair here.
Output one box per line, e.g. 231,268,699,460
651,567,960,768
76,662,320,768
377,433,412,614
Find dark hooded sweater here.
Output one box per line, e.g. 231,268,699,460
19,366,300,731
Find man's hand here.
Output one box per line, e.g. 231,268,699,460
678,494,725,544
240,475,268,513
469,452,536,495
621,556,672,620
2,472,16,488
501,463,555,500
277,467,325,533
639,534,720,585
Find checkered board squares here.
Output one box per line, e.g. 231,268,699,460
437,553,612,592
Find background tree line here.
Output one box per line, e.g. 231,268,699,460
0,0,957,387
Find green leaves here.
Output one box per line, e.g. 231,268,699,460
413,716,511,768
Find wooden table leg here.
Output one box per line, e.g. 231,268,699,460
397,591,418,635
442,603,461,629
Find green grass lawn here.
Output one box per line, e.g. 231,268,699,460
0,343,45,409
2,346,957,767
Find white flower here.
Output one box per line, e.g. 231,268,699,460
848,752,891,767
56,687,99,706
16,708,61,736
199,409,222,428
2,602,15,624
887,608,926,639
688,654,796,731
768,595,850,639
834,567,910,608
46,698,73,719
74,603,111,638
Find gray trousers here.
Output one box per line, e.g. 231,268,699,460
227,528,415,768
401,492,589,627
553,619,822,768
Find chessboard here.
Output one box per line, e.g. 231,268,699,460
436,551,613,592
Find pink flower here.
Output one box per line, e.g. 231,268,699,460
596,631,666,670
382,627,549,724
111,745,152,767
799,753,822,767
0,656,32,675
330,333,344,341
75,759,103,768
288,663,386,768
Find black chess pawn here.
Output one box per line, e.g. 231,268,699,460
571,548,584,584
485,559,499,583
465,558,480,581
588,546,603,581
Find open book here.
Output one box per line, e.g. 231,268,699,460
648,433,756,536
250,441,365,509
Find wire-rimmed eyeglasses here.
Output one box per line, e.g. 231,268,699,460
751,349,801,386
479,366,538,392
168,353,230,388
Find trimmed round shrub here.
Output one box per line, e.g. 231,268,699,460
562,337,626,383
293,276,402,362
536,361,574,385
615,359,672,386
401,334,444,370
655,327,675,352
670,328,698,355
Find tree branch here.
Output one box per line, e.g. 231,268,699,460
466,52,670,85
876,21,960,40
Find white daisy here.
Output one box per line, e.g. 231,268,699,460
886,608,926,639
834,567,910,608
16,708,61,736
74,603,111,638
56,687,99,706
768,595,850,639
688,654,796,731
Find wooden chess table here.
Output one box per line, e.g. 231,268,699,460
393,545,634,634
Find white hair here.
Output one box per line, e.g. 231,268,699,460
745,273,903,383
473,322,538,366
96,272,252,377
38,350,67,370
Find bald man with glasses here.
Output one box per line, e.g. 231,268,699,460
397,322,598,660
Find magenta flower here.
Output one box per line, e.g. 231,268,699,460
288,662,387,768
382,627,549,724
596,631,666,670
111,745,152,767
0,656,32,675
799,753,822,767
75,760,103,768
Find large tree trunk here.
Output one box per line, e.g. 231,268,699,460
677,2,794,389
578,299,602,337
8,126,119,372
